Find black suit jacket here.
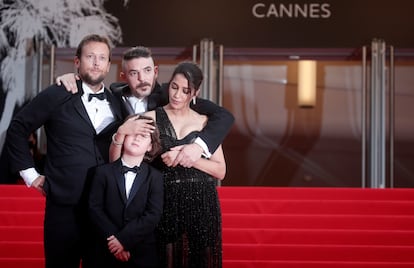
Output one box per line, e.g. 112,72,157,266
88,159,164,267
111,81,235,154
6,80,125,205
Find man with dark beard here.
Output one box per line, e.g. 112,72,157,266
6,34,126,268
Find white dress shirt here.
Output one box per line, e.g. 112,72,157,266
126,95,147,115
82,84,115,133
121,159,139,199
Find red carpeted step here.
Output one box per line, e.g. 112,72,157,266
0,185,40,197
0,226,43,241
223,244,414,262
0,211,44,226
0,241,43,258
223,260,414,268
0,197,45,211
222,213,414,230
0,258,44,268
220,199,414,215
223,228,414,246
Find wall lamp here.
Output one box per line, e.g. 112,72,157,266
297,60,317,108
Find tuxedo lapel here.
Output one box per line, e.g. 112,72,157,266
71,81,97,131
106,88,125,120
126,163,148,206
147,94,158,111
72,84,95,130
72,96,95,130
113,160,128,204
121,95,135,115
120,87,135,115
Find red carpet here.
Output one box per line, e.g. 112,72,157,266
218,186,414,268
0,186,45,268
1,185,414,267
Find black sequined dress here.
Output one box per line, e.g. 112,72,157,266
152,107,222,268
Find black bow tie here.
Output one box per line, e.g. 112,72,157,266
88,92,106,102
122,165,140,174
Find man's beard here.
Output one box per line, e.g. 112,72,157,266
81,73,105,87
133,78,156,98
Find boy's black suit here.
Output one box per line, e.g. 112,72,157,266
88,158,164,268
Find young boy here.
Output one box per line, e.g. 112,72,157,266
88,115,163,268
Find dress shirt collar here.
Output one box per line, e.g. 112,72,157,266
81,82,105,102
126,95,148,114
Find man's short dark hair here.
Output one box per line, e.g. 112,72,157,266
123,46,152,61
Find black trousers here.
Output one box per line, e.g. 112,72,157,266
43,199,93,268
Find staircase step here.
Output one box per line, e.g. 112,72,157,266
0,241,43,258
0,211,44,226
223,260,414,268
0,197,45,211
223,244,414,262
222,213,414,230
223,228,414,245
0,185,40,198
0,258,44,268
220,199,414,215
0,226,43,241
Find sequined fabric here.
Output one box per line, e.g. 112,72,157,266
152,107,222,268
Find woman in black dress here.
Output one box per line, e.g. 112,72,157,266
145,61,227,268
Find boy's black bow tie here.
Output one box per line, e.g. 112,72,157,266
88,92,106,101
122,165,140,174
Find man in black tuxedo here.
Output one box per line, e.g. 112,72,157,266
6,34,125,268
59,46,234,167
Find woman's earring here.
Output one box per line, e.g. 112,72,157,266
192,97,196,105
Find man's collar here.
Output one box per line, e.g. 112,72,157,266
82,82,105,94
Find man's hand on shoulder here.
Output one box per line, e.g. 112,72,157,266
55,73,80,94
